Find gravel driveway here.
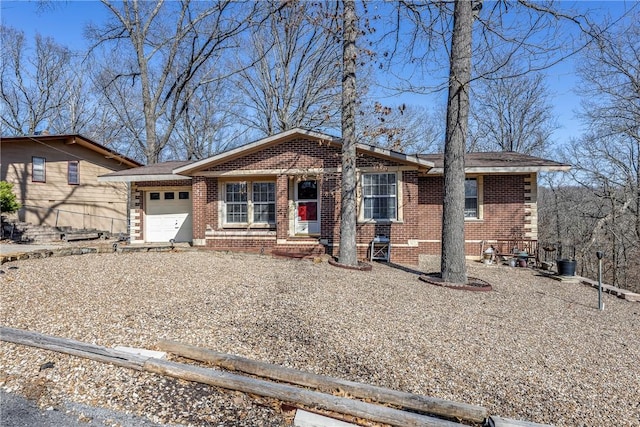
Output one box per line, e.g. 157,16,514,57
1,251,639,426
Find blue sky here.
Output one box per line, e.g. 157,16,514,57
1,1,106,48
1,1,635,152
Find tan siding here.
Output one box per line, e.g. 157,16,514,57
1,138,134,233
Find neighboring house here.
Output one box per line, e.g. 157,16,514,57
99,128,570,264
1,134,142,234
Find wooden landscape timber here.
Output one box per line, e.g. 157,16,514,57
0,326,148,371
145,356,468,427
157,339,488,424
0,326,468,427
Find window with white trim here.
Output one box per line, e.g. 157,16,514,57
225,183,248,223
224,181,275,226
465,178,478,218
252,182,276,223
362,173,397,220
32,157,46,182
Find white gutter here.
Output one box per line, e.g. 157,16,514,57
97,174,192,183
426,165,571,175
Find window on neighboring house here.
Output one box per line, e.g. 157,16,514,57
32,157,46,182
179,191,189,200
224,181,276,226
68,161,79,185
164,192,175,200
362,173,397,220
150,192,160,200
465,178,478,218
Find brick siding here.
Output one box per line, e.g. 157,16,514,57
132,139,535,266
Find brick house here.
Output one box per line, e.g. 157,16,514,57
99,128,570,265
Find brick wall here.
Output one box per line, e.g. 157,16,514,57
130,180,192,243
204,138,403,172
414,174,529,260
132,139,535,267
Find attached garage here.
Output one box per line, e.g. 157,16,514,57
145,189,193,243
97,160,195,244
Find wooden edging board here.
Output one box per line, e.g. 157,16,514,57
158,339,488,424
0,326,468,427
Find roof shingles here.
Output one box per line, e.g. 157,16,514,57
418,151,570,169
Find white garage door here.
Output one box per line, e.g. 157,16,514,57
145,190,192,243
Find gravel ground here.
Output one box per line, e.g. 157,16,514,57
1,250,639,427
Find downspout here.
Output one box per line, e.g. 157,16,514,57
126,182,131,241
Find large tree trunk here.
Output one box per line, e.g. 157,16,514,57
338,0,358,266
441,0,474,284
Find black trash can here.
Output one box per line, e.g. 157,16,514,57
557,259,577,276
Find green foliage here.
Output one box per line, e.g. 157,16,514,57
0,181,21,214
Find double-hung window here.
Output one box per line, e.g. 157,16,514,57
252,182,276,223
225,183,248,223
68,161,79,185
32,157,46,182
224,181,275,226
465,178,478,218
362,173,397,221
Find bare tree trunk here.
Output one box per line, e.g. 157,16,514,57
338,0,358,267
636,150,640,239
441,0,474,284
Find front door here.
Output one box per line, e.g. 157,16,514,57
295,179,320,235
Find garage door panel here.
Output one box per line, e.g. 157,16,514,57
145,191,192,243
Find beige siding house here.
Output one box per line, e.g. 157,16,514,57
1,134,142,234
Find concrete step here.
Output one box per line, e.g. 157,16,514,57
2,219,110,244
271,244,326,259
22,234,63,243
61,231,105,242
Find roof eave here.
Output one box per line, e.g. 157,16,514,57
426,165,572,175
1,134,142,168
71,136,142,168
97,174,192,183
355,144,434,169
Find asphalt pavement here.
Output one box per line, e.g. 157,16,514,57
0,390,178,427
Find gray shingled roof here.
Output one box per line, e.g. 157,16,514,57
103,160,193,177
418,151,570,170
101,149,569,183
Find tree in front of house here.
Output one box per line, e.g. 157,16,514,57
338,0,359,267
378,1,603,284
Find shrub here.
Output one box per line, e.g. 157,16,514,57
0,181,21,214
